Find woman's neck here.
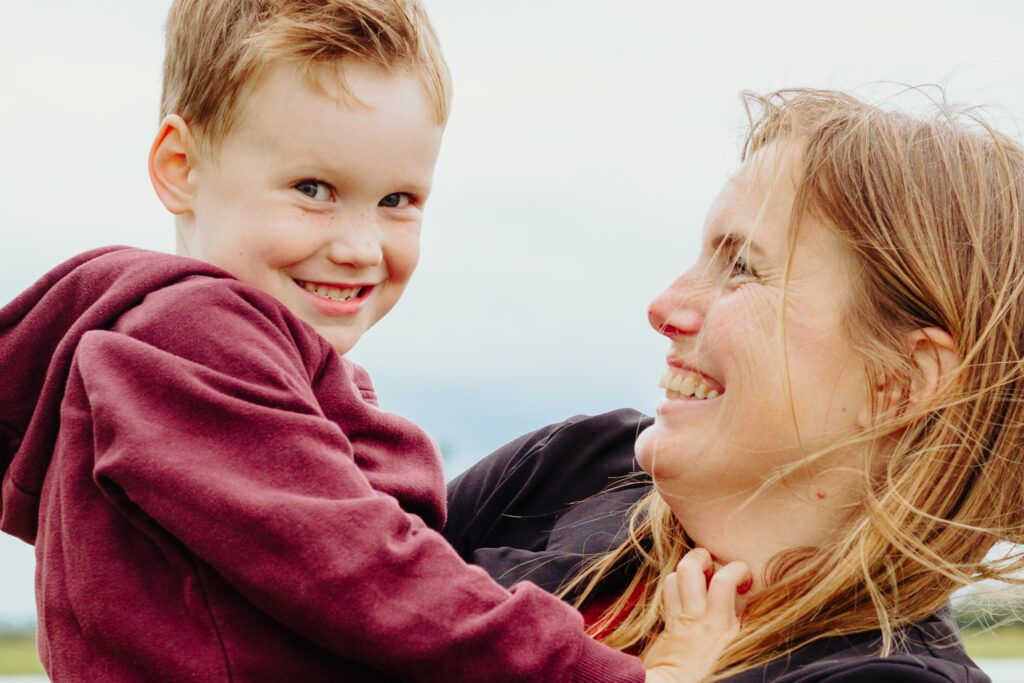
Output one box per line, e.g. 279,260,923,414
668,470,863,592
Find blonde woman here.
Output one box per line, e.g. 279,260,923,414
445,89,1023,681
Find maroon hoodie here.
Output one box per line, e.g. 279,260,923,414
0,248,645,682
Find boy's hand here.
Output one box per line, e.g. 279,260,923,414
642,548,751,683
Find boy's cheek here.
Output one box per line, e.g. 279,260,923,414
391,235,421,283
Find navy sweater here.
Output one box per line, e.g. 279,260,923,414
445,409,992,683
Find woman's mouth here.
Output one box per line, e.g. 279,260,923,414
658,368,722,400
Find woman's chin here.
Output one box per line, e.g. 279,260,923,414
634,421,660,473
635,421,701,480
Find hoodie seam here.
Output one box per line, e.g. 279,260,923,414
187,555,235,683
0,419,22,449
5,477,37,496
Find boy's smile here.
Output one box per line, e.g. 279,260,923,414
295,279,377,314
157,60,444,355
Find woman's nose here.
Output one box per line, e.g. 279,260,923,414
647,276,704,338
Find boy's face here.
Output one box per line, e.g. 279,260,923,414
176,61,444,355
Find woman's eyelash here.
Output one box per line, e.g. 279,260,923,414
712,235,760,280
729,255,758,278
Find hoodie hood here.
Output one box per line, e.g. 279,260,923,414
0,247,231,543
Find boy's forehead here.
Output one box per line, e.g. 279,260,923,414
234,61,358,122
235,60,424,128
208,58,442,188
204,59,432,159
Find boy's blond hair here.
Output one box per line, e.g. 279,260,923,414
160,0,451,153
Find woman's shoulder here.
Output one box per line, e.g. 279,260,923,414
443,409,653,590
445,408,652,529
763,656,988,683
447,408,652,500
726,612,989,683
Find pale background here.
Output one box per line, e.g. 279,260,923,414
2,0,1023,625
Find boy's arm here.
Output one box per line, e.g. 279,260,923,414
76,280,646,683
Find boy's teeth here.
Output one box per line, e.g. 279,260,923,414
301,281,362,301
658,369,720,401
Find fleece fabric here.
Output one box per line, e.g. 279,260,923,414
0,247,645,683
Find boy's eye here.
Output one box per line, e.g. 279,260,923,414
379,193,412,208
295,180,332,201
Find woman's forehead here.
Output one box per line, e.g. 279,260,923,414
736,141,804,192
705,145,851,273
704,145,803,247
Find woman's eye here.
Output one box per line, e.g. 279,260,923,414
729,255,757,278
295,180,332,201
379,192,412,208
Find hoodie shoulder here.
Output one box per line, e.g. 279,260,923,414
112,274,335,387
0,248,332,542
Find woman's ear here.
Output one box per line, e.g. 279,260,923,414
858,327,958,429
148,114,198,215
903,327,959,406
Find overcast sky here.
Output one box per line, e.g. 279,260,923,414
2,0,1023,624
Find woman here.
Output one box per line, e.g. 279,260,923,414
445,89,1024,681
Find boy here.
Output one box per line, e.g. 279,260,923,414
0,1,745,680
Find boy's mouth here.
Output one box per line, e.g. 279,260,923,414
294,279,371,302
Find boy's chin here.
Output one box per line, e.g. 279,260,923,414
315,326,365,357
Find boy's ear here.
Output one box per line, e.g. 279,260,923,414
858,327,959,428
148,114,198,215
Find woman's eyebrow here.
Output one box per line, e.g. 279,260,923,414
710,232,766,259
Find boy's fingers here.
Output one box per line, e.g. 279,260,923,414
661,570,681,615
706,561,752,620
674,548,713,617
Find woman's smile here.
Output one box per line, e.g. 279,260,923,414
657,366,724,401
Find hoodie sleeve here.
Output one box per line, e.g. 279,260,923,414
71,280,645,683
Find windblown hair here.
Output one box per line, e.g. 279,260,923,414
160,0,451,153
566,88,1024,678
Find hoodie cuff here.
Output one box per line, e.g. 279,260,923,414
571,635,646,683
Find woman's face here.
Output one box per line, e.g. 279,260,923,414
635,142,873,511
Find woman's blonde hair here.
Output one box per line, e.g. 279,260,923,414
161,0,451,154
566,88,1024,678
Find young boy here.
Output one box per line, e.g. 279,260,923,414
0,1,746,680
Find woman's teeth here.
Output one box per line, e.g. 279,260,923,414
300,281,363,302
658,368,720,401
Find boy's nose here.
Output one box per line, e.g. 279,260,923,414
647,275,704,338
327,214,383,269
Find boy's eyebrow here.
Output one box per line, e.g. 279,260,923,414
710,232,767,259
